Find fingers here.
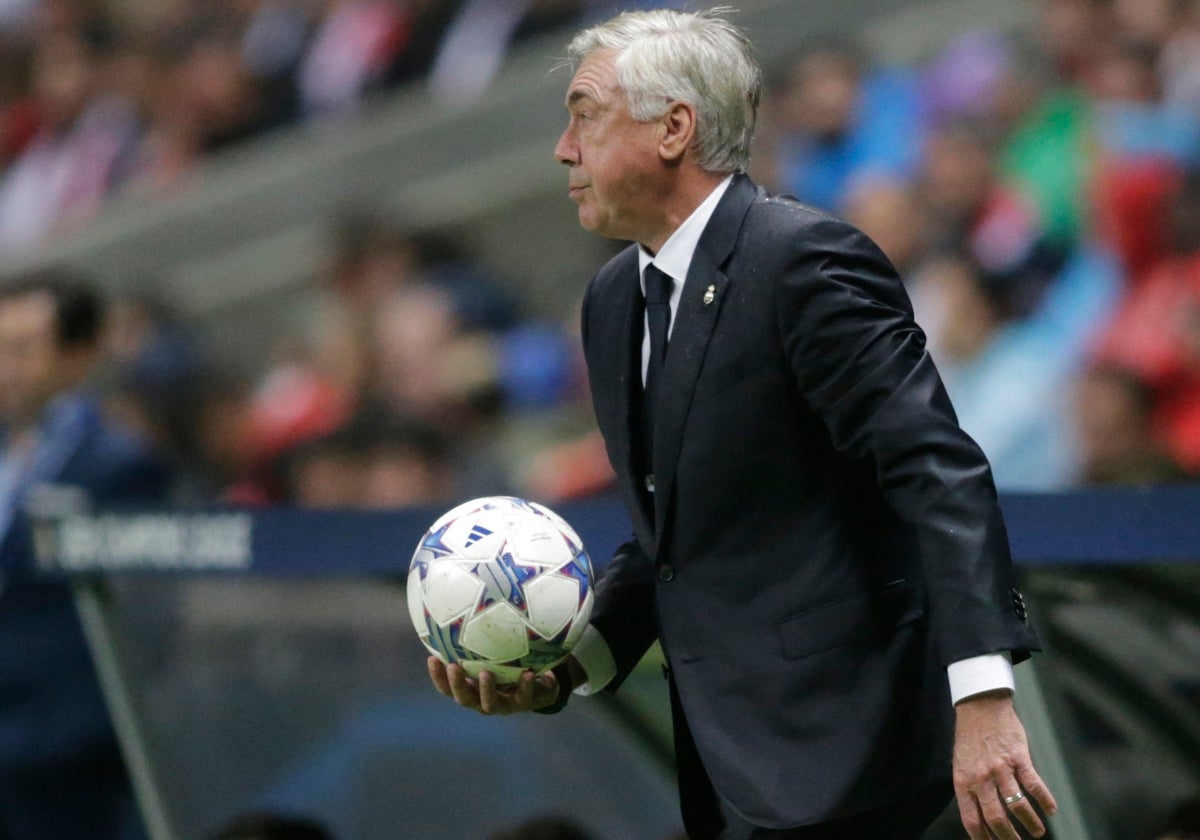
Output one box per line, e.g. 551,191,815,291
478,668,499,714
446,662,482,710
480,669,539,715
1017,762,1059,820
427,656,452,697
953,695,1057,840
1001,762,1057,838
954,786,990,840
978,787,1021,840
435,663,541,716
515,669,536,710
1001,788,1046,839
957,772,1056,840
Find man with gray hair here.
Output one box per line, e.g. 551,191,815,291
429,8,1058,839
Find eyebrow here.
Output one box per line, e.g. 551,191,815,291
566,90,597,108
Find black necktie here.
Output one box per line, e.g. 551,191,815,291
643,264,673,468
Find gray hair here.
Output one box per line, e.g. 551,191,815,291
566,7,762,174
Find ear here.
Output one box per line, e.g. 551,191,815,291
658,101,697,163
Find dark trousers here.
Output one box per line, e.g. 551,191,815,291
669,676,953,840
718,782,954,840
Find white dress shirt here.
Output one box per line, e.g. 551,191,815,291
571,176,1014,705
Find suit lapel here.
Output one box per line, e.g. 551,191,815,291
590,251,656,549
652,175,758,548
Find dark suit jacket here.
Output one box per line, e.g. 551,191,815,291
0,394,169,770
580,175,1039,831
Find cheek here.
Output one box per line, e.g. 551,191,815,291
589,148,638,198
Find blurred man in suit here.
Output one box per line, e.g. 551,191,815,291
0,271,169,840
430,9,1058,839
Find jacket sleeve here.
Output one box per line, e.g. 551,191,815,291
588,537,659,691
774,215,1039,666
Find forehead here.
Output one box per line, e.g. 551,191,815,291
565,50,623,107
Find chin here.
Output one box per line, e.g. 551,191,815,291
577,207,628,241
577,209,605,235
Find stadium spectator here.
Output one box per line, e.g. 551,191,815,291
367,282,515,497
312,214,518,396
920,28,1015,127
913,232,1120,489
426,0,584,105
296,0,410,119
1073,364,1186,485
0,270,170,840
765,42,923,213
1092,156,1184,282
0,35,37,168
100,293,207,484
359,407,455,508
0,26,140,251
1161,2,1200,116
0,0,1191,505
275,403,456,508
224,360,354,504
1038,0,1115,87
912,251,1075,489
0,1,582,254
999,22,1094,252
370,282,479,422
521,428,614,503
838,174,928,279
382,0,465,88
276,422,369,508
162,23,268,154
1095,168,1200,473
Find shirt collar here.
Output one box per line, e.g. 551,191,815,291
638,174,734,290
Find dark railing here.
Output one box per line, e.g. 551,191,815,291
30,486,1200,840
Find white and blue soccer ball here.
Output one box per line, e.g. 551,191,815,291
407,496,594,683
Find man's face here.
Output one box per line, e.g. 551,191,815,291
554,50,665,242
0,293,70,427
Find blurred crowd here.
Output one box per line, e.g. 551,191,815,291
2,0,1200,520
0,0,665,251
1,3,1200,840
747,0,1200,490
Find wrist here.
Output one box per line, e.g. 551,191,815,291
955,688,1014,712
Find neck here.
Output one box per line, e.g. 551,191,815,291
640,170,729,254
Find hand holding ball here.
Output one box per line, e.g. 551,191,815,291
408,497,594,684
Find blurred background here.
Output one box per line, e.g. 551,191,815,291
0,0,1198,838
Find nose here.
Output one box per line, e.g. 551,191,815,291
554,125,577,166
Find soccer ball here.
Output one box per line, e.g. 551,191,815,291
407,496,594,683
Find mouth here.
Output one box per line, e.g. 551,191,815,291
568,184,588,198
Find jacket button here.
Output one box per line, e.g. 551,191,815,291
1011,589,1027,621
657,565,675,582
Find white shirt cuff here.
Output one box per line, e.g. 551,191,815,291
569,624,617,696
947,652,1015,705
